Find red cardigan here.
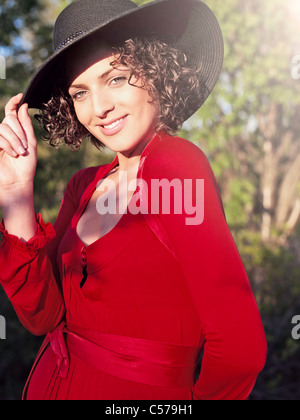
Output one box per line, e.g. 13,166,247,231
0,133,267,400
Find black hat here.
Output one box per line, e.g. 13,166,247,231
20,0,224,121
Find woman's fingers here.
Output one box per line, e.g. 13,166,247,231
4,93,23,118
0,94,30,156
0,94,37,159
0,123,27,156
17,104,37,150
0,136,19,158
3,113,27,149
0,94,37,153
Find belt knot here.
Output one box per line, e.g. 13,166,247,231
47,322,69,379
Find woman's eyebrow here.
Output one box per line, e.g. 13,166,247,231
69,83,87,90
99,66,130,79
98,67,115,80
69,67,125,90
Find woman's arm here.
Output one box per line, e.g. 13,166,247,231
141,136,267,400
0,95,38,241
0,95,65,336
0,212,64,336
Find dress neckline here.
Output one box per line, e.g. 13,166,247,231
74,159,127,248
72,133,163,249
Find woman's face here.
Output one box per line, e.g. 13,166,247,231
68,47,160,154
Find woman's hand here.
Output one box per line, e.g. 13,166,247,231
0,93,37,203
0,94,38,240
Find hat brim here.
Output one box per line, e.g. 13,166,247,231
20,0,224,121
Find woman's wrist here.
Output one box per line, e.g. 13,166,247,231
1,183,38,242
0,179,34,197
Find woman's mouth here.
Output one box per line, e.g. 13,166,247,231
99,115,128,135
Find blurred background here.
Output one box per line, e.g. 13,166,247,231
0,0,300,400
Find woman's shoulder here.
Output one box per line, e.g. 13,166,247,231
150,134,206,157
142,134,226,219
143,134,213,179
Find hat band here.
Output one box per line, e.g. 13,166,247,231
55,30,89,52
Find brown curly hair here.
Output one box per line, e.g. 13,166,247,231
35,37,202,151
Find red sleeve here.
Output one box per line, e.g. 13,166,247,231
141,136,267,400
0,213,65,336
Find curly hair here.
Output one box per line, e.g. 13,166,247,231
35,37,202,151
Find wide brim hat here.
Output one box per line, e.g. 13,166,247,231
20,0,224,121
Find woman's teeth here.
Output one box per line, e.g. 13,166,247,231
103,118,124,129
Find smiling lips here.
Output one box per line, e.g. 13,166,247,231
99,115,128,135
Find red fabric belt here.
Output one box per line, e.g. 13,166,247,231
47,322,201,389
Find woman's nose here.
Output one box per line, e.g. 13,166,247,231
91,90,115,119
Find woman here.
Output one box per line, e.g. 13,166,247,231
0,0,267,400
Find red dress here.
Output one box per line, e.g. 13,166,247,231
0,133,267,400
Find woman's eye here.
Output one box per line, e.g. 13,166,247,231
72,91,87,101
110,76,127,86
